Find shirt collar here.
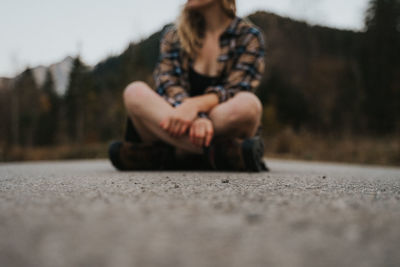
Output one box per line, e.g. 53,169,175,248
220,15,241,38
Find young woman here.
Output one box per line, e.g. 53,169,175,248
109,0,269,172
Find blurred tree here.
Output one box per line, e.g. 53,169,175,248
260,68,309,132
65,57,92,144
362,0,400,133
0,82,12,151
4,10,400,155
35,70,60,145
12,68,40,146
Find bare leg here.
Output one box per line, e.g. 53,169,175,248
209,91,263,138
123,81,263,154
123,81,203,154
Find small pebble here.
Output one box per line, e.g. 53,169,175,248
246,214,262,224
174,184,180,189
222,179,229,184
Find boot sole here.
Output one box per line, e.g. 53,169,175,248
241,137,265,172
108,141,126,171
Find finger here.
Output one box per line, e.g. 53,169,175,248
164,118,172,135
205,129,213,147
186,121,193,135
169,119,178,136
177,120,189,137
196,124,205,138
171,119,182,137
180,121,190,136
191,126,198,145
189,124,194,141
194,134,201,147
195,125,205,147
160,118,166,128
205,123,214,146
166,117,175,133
200,136,207,147
161,118,170,130
175,123,183,137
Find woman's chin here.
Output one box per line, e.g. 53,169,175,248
185,0,215,11
185,4,202,10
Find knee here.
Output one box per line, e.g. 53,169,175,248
123,81,151,107
227,92,263,124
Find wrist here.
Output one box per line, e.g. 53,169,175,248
192,94,219,112
197,111,209,119
182,97,200,113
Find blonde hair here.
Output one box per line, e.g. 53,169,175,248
176,0,236,58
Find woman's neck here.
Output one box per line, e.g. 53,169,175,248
199,3,233,36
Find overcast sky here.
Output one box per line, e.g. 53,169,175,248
0,0,370,77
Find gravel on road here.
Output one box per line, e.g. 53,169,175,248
0,158,400,267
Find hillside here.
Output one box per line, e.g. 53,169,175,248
0,9,399,154
91,11,366,133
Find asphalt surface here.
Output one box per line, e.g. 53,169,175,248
0,158,400,267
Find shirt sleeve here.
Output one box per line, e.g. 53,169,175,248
152,25,189,107
204,26,266,103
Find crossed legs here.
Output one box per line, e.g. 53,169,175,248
123,81,263,154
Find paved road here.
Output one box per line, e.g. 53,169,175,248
0,159,399,267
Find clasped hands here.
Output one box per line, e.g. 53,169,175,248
159,98,213,147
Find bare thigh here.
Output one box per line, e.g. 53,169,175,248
123,81,203,154
123,81,263,153
209,91,263,138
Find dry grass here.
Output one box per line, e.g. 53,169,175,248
0,143,107,162
1,130,399,167
264,127,400,166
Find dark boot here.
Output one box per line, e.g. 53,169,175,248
173,152,211,171
242,137,270,172
108,140,176,171
203,136,269,172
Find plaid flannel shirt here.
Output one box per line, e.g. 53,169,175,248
152,15,266,108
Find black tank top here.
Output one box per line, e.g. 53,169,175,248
188,64,220,97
